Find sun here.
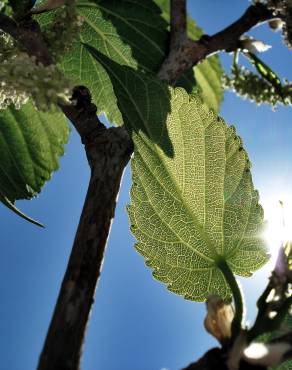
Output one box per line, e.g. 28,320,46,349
262,193,292,261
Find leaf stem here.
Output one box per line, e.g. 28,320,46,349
232,49,239,72
216,257,244,339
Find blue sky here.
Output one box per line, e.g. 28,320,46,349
1,1,292,370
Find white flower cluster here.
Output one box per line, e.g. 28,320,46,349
0,34,72,110
223,66,292,107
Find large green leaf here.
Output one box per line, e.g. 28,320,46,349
84,48,267,298
154,0,224,112
0,101,69,224
37,0,222,125
58,0,168,125
127,87,267,301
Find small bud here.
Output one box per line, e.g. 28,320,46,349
269,19,285,31
204,295,234,344
241,37,272,53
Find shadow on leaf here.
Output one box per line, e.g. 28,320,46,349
85,45,174,158
96,0,196,93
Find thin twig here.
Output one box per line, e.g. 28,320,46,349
158,3,274,84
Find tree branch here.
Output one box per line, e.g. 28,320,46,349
37,123,133,370
170,0,187,45
181,348,228,370
158,3,274,84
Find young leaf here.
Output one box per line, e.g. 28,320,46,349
275,361,292,370
127,88,268,301
0,193,43,227
0,101,69,223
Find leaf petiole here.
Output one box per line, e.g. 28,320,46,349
216,257,244,339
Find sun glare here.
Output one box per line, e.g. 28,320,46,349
263,194,292,261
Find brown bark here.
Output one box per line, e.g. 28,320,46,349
37,125,133,370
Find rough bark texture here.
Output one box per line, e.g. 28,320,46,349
37,126,133,370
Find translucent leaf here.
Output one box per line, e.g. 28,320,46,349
127,87,268,301
85,48,267,299
0,102,69,224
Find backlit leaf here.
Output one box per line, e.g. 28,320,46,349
127,87,267,301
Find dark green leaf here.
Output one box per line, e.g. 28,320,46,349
0,101,69,225
58,0,168,125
